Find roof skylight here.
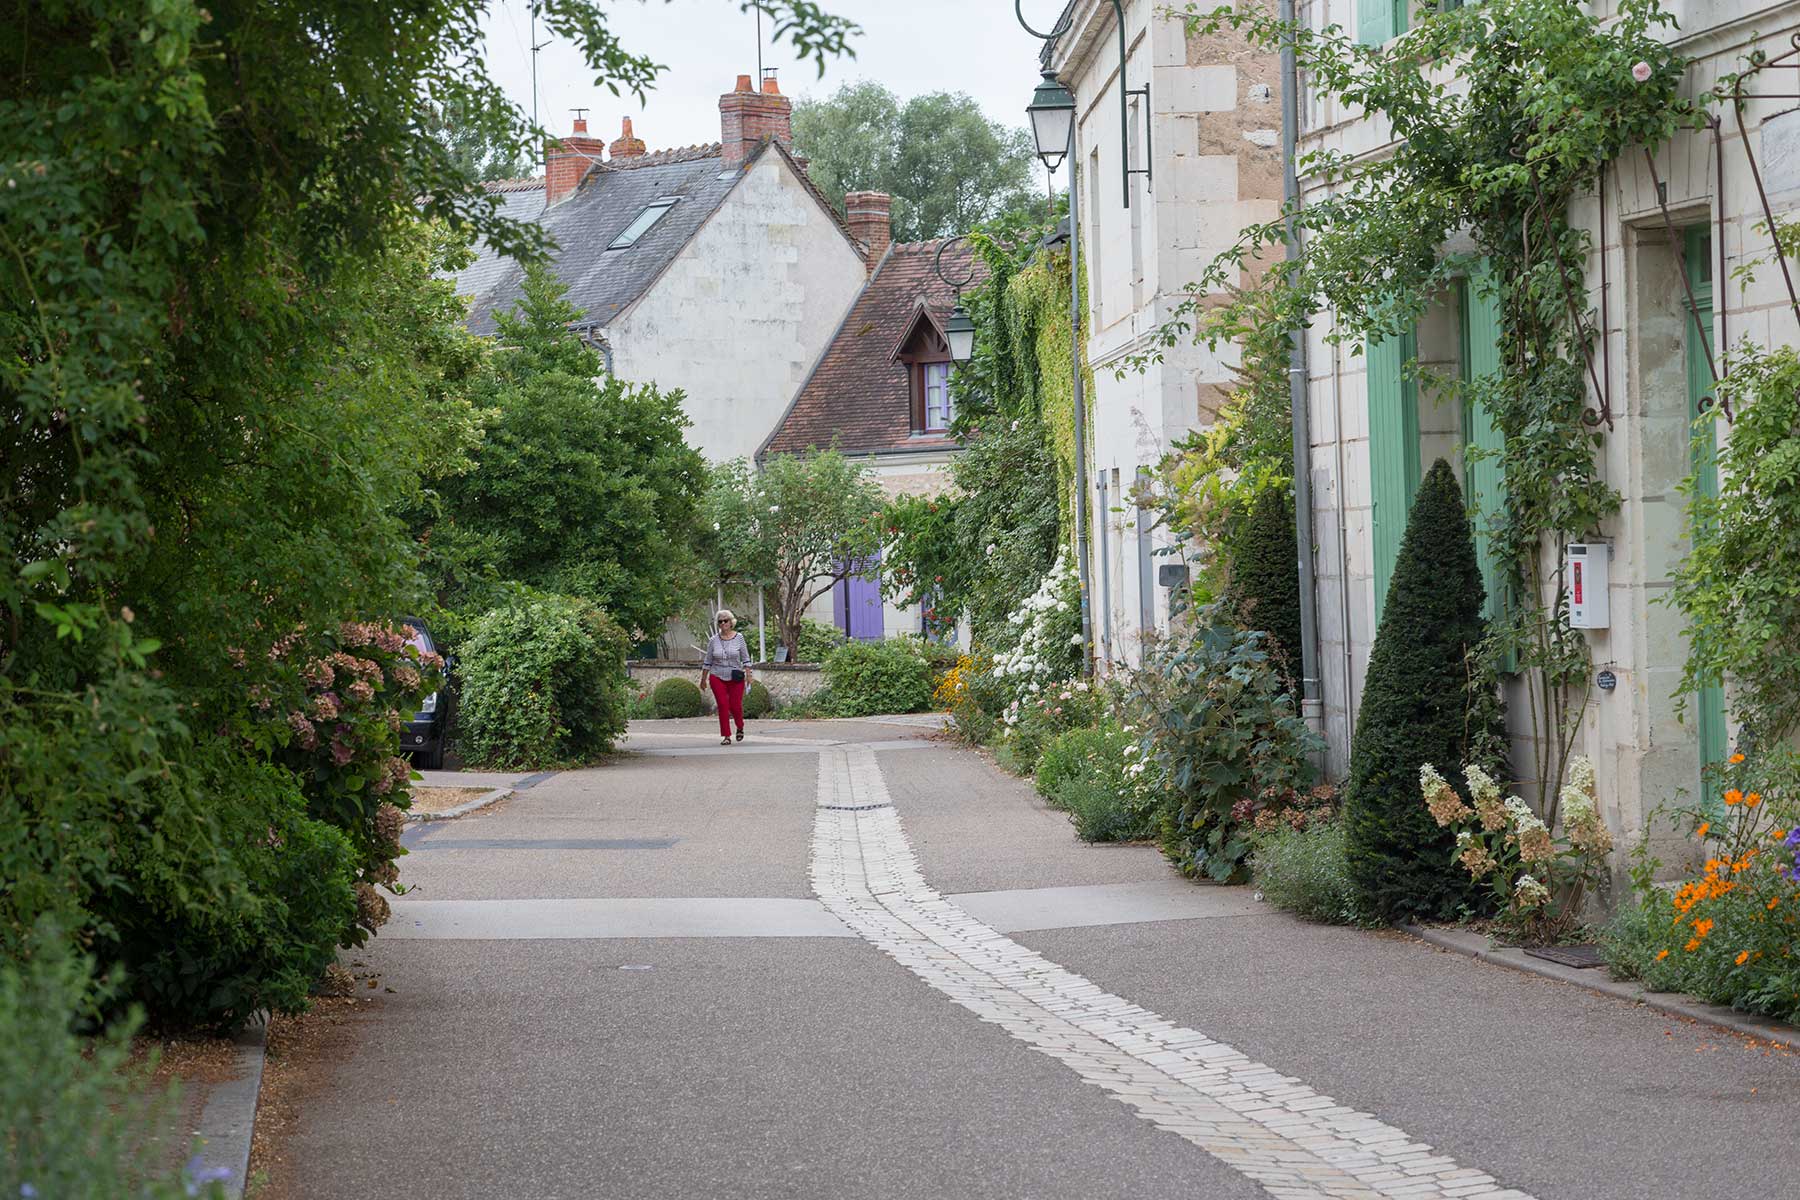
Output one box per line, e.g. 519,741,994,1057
607,198,680,250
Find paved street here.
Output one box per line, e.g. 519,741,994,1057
275,718,1800,1199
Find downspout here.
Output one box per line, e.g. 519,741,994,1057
1067,123,1096,677
1281,0,1323,725
1096,470,1114,668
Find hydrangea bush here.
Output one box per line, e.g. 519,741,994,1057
1420,755,1613,944
261,620,441,945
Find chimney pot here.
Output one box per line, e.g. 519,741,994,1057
760,70,781,95
844,191,892,272
545,113,606,206
719,73,793,168
609,115,647,160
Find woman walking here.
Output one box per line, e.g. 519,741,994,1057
700,609,752,746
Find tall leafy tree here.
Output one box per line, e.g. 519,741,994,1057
706,451,882,660
428,266,707,639
424,102,535,181
2,0,853,1021
793,82,1045,241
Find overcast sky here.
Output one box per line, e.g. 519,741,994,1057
479,0,1056,154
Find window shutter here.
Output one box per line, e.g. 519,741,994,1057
1358,0,1396,45
1366,330,1418,624
1461,271,1509,629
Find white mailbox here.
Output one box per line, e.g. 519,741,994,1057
1566,542,1611,629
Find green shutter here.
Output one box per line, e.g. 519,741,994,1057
1460,271,1509,630
1685,226,1728,773
1367,329,1418,624
1358,0,1396,45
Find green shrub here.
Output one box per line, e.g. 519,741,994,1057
1251,823,1378,927
1229,487,1303,694
775,687,837,720
625,687,657,720
1004,681,1106,776
651,678,706,719
457,593,630,766
1035,725,1124,803
750,617,845,664
823,639,933,717
104,755,356,1030
1131,603,1321,883
1343,460,1496,921
743,680,773,719
1,930,230,1199
1059,777,1144,843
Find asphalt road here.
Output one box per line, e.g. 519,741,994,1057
274,717,1800,1200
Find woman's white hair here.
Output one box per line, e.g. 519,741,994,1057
715,609,736,625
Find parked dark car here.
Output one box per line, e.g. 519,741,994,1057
401,618,453,770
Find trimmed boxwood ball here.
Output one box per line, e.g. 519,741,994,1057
651,677,705,718
1343,459,1499,921
743,680,773,719
1230,487,1304,694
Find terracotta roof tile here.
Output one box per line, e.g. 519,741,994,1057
761,239,986,459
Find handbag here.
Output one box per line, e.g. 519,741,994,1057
729,669,745,682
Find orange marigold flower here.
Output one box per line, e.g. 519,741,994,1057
1696,821,1711,839
1656,949,1670,961
1730,752,1746,764
1724,789,1744,806
1736,951,1750,965
1694,918,1715,937
1770,898,1782,910
1746,792,1762,808
1684,938,1702,952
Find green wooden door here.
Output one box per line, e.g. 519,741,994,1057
1459,271,1510,630
1685,228,1729,775
1367,329,1419,624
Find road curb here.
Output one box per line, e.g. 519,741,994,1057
407,787,513,823
194,1020,266,1199
1401,923,1800,1050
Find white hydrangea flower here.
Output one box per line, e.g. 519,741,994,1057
1559,755,1598,822
1464,764,1502,808
1513,874,1550,907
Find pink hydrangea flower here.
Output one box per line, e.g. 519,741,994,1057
329,740,355,766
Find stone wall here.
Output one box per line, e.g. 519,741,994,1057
626,660,825,711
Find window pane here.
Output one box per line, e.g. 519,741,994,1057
924,362,952,430
608,199,678,250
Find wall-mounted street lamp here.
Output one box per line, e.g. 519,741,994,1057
933,238,978,364
1026,70,1075,173
1016,1,1151,208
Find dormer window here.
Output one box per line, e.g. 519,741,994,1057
922,362,953,431
607,198,679,250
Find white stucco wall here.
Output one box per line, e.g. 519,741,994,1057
609,152,868,464
1051,0,1283,669
1294,0,1800,885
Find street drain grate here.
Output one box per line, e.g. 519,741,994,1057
1522,943,1606,969
413,837,678,851
820,802,893,812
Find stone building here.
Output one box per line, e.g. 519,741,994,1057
1290,0,1800,876
450,73,870,464
1040,0,1284,667
761,234,986,642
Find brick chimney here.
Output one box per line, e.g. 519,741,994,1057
719,71,793,169
546,114,606,206
844,192,892,270
609,116,646,161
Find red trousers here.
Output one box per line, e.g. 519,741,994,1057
708,674,745,736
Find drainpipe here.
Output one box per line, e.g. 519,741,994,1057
1281,0,1323,727
1095,470,1114,669
1066,128,1096,677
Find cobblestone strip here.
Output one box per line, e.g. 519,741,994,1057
809,745,1535,1200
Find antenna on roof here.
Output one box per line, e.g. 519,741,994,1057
755,4,763,84
531,6,552,176
571,107,589,123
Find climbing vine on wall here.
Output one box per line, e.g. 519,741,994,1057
1157,0,1698,807
883,215,1093,646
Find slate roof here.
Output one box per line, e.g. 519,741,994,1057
454,143,745,336
760,239,986,459
446,178,546,316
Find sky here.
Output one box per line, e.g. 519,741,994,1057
479,0,1057,155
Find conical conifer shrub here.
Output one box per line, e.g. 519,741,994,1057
1343,458,1496,920
1229,487,1303,694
